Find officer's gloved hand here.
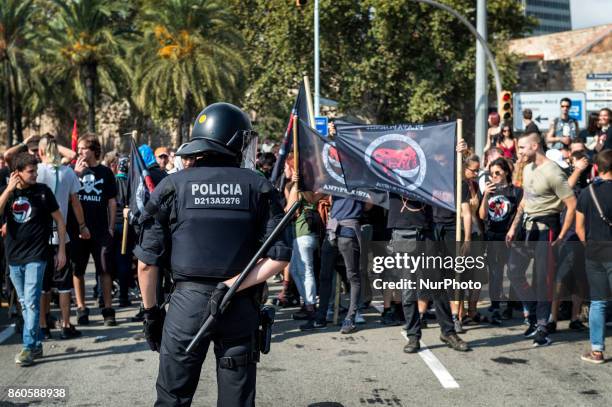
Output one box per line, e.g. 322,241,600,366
143,305,165,352
198,283,230,340
209,282,230,317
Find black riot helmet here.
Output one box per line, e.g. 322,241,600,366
176,102,257,158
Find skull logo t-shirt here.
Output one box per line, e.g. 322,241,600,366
77,165,117,238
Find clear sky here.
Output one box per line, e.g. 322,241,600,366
571,0,612,29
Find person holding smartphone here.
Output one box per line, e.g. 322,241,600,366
479,158,523,325
0,153,66,366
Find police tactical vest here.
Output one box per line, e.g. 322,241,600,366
168,166,274,281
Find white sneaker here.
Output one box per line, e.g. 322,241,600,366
355,311,366,325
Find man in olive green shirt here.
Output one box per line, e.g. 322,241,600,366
506,132,577,347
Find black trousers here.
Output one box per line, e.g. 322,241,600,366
392,228,455,338
156,282,259,407
315,235,361,322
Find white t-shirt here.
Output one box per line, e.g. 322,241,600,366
37,163,80,244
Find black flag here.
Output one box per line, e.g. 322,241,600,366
269,80,312,187
297,119,389,208
335,122,456,212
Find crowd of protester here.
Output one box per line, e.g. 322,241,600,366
1,98,611,367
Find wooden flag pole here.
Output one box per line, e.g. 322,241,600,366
121,207,129,255
333,274,341,326
292,115,299,182
456,119,463,242
303,75,316,127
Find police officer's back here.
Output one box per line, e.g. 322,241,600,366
134,103,291,407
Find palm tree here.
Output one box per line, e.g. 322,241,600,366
0,0,35,145
38,0,132,133
132,0,246,143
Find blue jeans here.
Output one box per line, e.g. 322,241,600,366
585,259,612,352
9,261,46,350
289,234,319,305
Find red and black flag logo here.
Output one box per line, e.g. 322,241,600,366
334,122,457,212
297,119,389,208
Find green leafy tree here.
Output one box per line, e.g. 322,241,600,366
37,0,133,132
231,0,534,138
0,0,36,145
131,0,246,144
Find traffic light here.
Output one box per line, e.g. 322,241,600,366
295,0,307,6
499,91,513,123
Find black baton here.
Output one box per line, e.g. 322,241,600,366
186,200,301,353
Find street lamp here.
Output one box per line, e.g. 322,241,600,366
296,0,320,116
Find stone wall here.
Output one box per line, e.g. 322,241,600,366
514,51,612,95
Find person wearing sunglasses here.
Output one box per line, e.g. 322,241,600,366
479,158,523,325
546,97,579,151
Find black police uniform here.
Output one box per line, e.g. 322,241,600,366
134,162,290,407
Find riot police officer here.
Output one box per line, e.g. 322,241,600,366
134,103,291,407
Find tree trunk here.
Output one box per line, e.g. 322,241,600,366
181,92,193,144
4,59,14,147
10,64,23,142
84,62,97,133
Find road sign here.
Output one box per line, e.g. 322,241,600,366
586,80,612,91
513,91,586,132
587,73,612,80
315,116,328,136
587,101,611,111
586,90,612,101
586,73,612,111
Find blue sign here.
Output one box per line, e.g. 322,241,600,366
569,100,583,123
315,116,328,137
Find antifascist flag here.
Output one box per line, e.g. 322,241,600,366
127,137,155,223
335,122,456,212
70,119,78,164
269,80,312,187
71,119,78,151
297,119,389,208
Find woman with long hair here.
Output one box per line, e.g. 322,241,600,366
497,124,517,161
448,154,483,332
595,107,612,152
581,112,600,149
37,135,90,340
282,154,323,319
479,157,523,324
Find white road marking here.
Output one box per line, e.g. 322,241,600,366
372,302,459,389
0,324,16,344
401,331,460,389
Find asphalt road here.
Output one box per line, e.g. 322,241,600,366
1,266,612,407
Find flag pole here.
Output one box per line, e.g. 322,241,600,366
122,131,139,255
292,115,299,187
303,76,316,127
121,211,129,255
455,119,463,242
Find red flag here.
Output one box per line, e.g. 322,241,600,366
71,119,78,152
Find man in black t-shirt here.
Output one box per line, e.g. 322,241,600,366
72,134,118,326
576,150,612,364
0,153,66,366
